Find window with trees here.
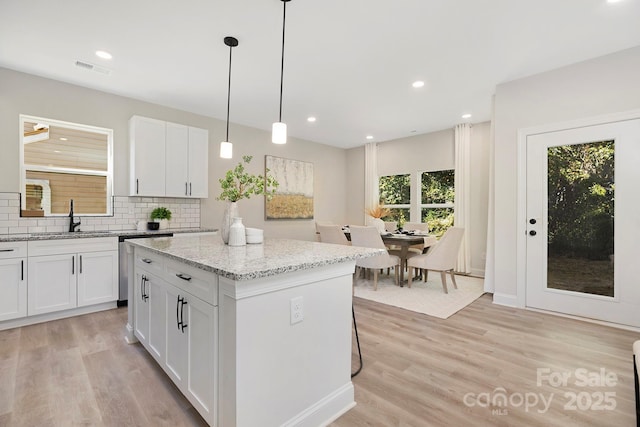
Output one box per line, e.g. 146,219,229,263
421,170,454,236
378,170,455,236
378,174,410,228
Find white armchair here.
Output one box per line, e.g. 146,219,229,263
349,225,400,290
406,227,464,293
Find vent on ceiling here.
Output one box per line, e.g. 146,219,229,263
75,60,112,75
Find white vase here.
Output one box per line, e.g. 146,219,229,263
158,218,169,230
228,217,246,246
367,217,386,234
221,201,239,244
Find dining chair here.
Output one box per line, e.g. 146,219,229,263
407,227,464,293
317,224,350,245
349,225,400,290
404,222,430,254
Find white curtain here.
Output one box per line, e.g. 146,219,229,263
454,123,471,273
364,142,379,224
483,106,496,292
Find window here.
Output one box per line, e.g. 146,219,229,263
379,174,410,227
421,170,454,237
20,115,113,216
378,170,455,235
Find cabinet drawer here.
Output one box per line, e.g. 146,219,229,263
0,241,27,259
29,237,118,256
134,248,166,277
165,258,217,306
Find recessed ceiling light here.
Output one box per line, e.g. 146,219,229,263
412,81,425,88
95,50,112,60
462,113,472,119
59,137,68,141
607,0,623,3
307,116,316,123
366,135,374,140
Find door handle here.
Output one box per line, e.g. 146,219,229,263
189,183,192,196
176,295,182,330
0,249,14,252
141,258,152,264
136,179,139,194
72,255,75,275
176,273,192,281
21,260,24,281
79,255,83,274
185,182,188,196
529,230,537,236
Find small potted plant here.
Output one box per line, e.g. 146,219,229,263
150,207,172,230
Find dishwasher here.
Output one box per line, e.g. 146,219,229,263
118,233,173,305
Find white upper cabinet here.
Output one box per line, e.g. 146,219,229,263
130,116,209,198
186,126,209,198
130,116,166,197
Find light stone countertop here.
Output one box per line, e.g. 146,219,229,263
127,234,383,281
0,228,217,242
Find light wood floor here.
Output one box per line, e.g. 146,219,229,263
0,295,638,426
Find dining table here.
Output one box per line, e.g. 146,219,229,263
344,231,438,284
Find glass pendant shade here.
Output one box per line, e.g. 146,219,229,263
220,141,233,159
272,122,287,144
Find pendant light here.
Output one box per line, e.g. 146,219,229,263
272,0,291,145
220,36,239,159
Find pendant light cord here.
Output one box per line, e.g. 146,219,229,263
278,0,287,122
226,44,233,141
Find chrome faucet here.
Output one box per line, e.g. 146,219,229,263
68,199,81,232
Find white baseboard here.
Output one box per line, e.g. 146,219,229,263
0,302,117,331
283,382,355,427
492,292,518,307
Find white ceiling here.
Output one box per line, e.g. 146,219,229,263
1,0,639,149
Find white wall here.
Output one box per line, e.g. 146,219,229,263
346,123,491,276
0,67,348,241
491,46,640,305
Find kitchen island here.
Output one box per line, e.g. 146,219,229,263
124,234,381,427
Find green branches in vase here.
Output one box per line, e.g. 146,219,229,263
217,156,279,202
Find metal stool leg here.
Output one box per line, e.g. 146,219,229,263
351,305,363,378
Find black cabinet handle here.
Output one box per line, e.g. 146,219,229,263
529,218,537,225
141,275,149,302
72,256,75,275
176,295,182,330
21,260,24,281
176,273,192,281
189,183,192,196
180,298,188,333
142,258,152,264
136,179,139,194
185,182,188,196
79,255,83,274
0,249,14,252
529,230,537,236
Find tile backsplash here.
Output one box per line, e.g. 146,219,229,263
0,193,200,235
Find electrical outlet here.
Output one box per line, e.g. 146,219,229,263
290,296,304,325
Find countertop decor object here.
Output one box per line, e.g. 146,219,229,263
228,217,246,246
217,155,278,243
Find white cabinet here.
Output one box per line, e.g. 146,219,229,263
28,253,77,315
164,281,216,416
133,268,166,364
132,247,216,425
129,116,166,196
77,250,119,307
0,242,27,321
28,238,118,316
130,115,209,198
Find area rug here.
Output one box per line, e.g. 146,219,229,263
353,273,485,319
